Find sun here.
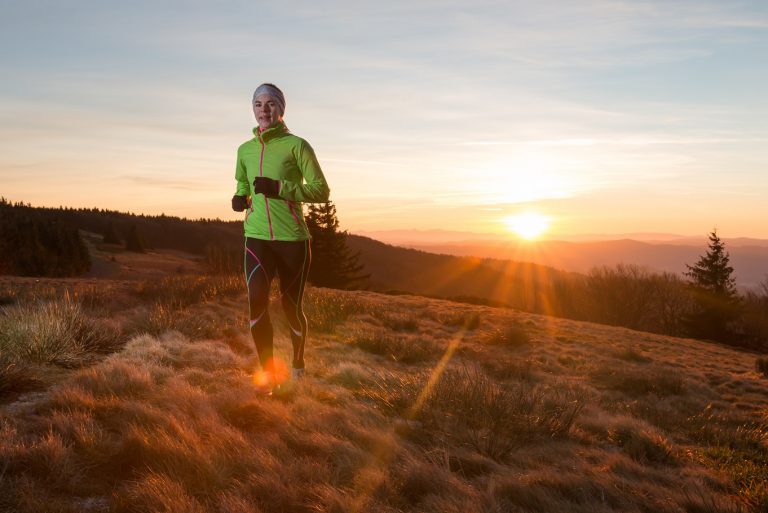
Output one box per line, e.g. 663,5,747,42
503,212,550,240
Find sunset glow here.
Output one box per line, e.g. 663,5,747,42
504,212,550,240
1,2,767,238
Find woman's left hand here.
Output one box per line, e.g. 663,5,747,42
253,177,280,198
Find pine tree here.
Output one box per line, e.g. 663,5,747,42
305,202,369,290
684,229,736,298
102,221,122,244
124,224,147,253
684,229,740,342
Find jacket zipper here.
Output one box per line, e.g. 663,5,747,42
259,136,275,240
287,201,303,229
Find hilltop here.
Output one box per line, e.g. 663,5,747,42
1,267,766,512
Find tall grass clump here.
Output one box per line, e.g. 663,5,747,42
434,310,482,330
590,365,685,397
607,425,676,465
348,329,437,364
373,311,419,332
133,275,242,309
362,366,583,461
0,362,42,399
483,324,530,348
129,302,231,340
682,406,768,510
423,367,584,460
303,288,365,333
0,295,120,367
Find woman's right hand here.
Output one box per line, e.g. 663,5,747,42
231,195,249,212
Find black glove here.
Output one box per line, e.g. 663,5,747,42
253,177,280,198
231,195,249,212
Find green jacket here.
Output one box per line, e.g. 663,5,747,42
235,122,330,240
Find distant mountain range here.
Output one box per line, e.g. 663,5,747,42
355,231,768,290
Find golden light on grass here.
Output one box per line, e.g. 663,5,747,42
503,212,550,240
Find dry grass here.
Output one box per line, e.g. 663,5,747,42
0,295,121,367
756,357,768,378
346,327,439,364
1,275,766,512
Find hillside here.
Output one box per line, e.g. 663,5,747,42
1,202,577,311
1,271,767,512
347,234,578,309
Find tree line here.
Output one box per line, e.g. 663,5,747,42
0,199,367,290
0,198,90,277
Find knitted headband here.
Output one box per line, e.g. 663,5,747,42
252,83,286,114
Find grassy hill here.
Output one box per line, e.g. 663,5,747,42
1,262,767,512
347,234,577,312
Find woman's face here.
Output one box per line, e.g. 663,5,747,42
253,94,283,129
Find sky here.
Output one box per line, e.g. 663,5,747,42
1,0,767,239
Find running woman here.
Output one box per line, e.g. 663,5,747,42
231,83,330,392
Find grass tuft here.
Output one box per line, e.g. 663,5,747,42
608,425,676,465
348,329,438,364
132,275,243,309
362,366,584,461
0,296,121,367
615,346,652,363
483,324,530,348
591,365,685,397
303,289,365,333
0,362,43,399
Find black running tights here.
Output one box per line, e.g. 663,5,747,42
244,237,310,373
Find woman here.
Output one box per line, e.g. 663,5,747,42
231,83,330,392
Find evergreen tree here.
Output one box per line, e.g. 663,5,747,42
684,230,737,298
684,229,740,342
305,202,369,289
124,224,147,253
102,221,122,244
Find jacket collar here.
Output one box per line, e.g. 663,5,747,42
253,121,289,142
